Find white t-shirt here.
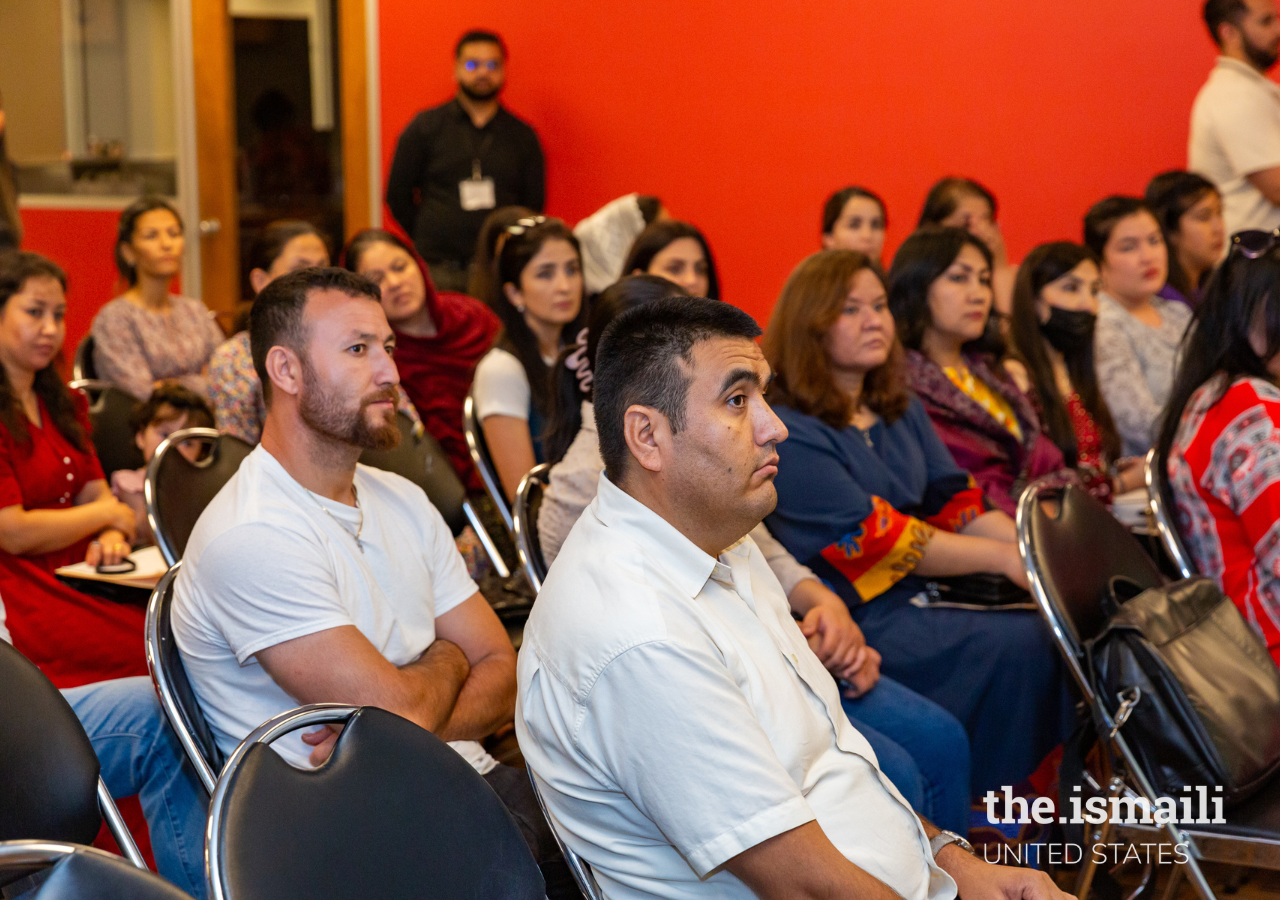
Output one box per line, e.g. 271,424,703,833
517,474,954,900
172,445,493,772
473,347,531,422
1190,56,1280,234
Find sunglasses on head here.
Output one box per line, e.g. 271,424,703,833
505,216,547,237
1231,228,1280,259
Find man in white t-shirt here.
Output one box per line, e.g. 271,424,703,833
516,297,1073,900
172,267,577,898
1190,0,1280,234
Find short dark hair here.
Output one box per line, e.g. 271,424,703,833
622,220,721,300
455,30,506,58
887,226,1000,355
128,382,215,435
822,186,887,236
1204,0,1248,46
247,220,327,277
249,267,380,404
115,196,183,285
594,296,761,482
1082,195,1154,259
918,177,998,228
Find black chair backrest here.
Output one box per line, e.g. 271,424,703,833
147,428,253,566
463,393,514,533
359,412,467,536
0,643,102,845
71,381,146,480
212,707,544,900
0,842,190,900
72,335,96,382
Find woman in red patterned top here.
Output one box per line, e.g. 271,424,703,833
0,253,144,688
1006,242,1144,502
1158,234,1280,665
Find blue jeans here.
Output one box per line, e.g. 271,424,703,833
63,677,209,899
842,675,971,835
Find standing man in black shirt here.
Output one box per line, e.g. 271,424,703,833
386,31,546,293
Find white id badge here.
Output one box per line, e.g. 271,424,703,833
459,177,496,211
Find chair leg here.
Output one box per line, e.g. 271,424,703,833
1159,863,1183,900
97,778,148,869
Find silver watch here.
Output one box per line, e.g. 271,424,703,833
929,830,975,859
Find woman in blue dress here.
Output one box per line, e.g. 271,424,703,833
763,248,1074,795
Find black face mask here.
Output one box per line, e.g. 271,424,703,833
1040,306,1096,355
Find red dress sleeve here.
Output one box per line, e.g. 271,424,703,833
819,496,936,601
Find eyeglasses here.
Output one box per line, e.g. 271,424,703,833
505,216,547,237
1231,228,1280,259
463,59,501,72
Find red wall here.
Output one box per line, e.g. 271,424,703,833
379,0,1232,324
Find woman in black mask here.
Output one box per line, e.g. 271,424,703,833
1006,241,1143,500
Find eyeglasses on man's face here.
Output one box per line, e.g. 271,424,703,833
462,59,502,73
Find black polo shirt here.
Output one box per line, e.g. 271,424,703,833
385,98,545,267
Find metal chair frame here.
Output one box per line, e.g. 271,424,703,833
463,392,515,535
513,463,551,594
0,841,116,892
145,561,221,795
526,770,604,900
1144,448,1196,580
144,427,249,567
72,335,96,382
1017,480,1280,900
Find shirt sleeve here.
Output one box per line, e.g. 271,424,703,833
580,640,817,876
1095,311,1161,454
1212,391,1280,583
0,433,23,509
92,303,157,401
472,349,531,421
386,114,429,235
748,523,817,596
539,427,604,565
418,490,479,618
194,522,355,664
207,338,262,444
1216,79,1280,178
521,128,546,213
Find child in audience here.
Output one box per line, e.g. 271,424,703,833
1006,242,1144,501
763,248,1071,795
473,216,585,501
111,383,215,548
918,177,1017,326
539,273,973,833
344,228,500,491
1085,196,1193,457
889,227,1070,515
623,218,720,299
1145,171,1226,308
91,197,224,400
466,205,534,302
574,193,666,296
1159,233,1280,666
0,252,144,687
821,185,888,263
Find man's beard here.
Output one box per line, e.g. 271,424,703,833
1245,33,1280,71
459,81,502,102
298,360,401,451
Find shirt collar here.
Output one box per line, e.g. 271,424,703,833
1216,55,1275,84
593,473,720,598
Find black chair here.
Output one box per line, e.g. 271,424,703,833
1017,480,1280,900
0,642,147,869
514,463,551,593
144,561,224,795
0,842,191,899
206,704,544,900
463,392,514,535
1144,448,1196,580
71,335,96,382
359,410,509,579
144,428,253,566
68,379,146,480
527,770,604,900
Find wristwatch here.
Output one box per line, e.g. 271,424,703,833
929,830,975,859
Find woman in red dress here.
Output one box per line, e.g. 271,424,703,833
0,252,141,688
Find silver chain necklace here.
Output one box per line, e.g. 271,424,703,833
307,484,364,552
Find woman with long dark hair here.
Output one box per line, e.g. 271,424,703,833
1006,242,1141,500
1157,235,1280,665
623,219,720,299
472,216,585,501
1144,171,1226,308
918,177,1017,326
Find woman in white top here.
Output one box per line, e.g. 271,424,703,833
472,216,585,502
1084,196,1193,457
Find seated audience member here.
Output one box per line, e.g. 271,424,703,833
1160,233,1280,666
1144,171,1227,308
473,217,585,501
623,218,721,299
574,193,666,295
345,229,500,491
171,267,577,897
112,383,216,547
515,295,1070,900
92,197,224,400
466,204,535,301
765,250,1070,795
207,220,330,443
821,186,888,263
918,177,1016,326
1084,196,1194,457
888,227,1070,515
540,274,971,833
1006,242,1143,501
0,252,144,687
